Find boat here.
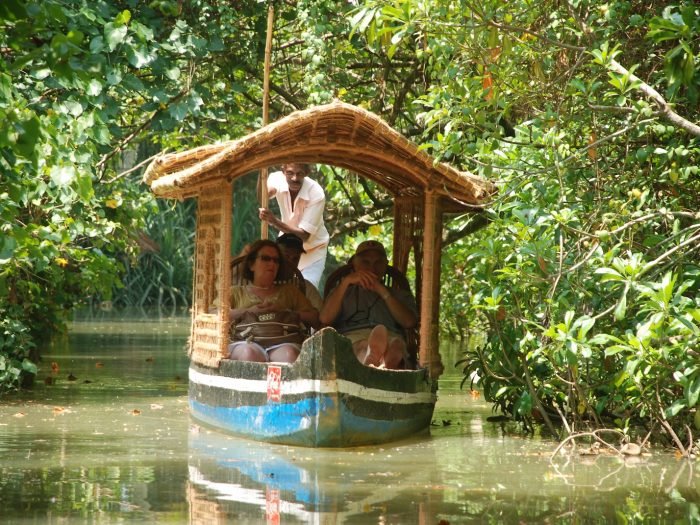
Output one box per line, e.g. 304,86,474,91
143,101,495,447
190,327,435,446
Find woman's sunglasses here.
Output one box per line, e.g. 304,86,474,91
256,254,280,264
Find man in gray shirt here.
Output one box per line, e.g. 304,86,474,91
320,240,417,369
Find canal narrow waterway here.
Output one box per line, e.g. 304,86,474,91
0,312,697,524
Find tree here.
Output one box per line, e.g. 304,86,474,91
2,0,699,454
0,0,272,390
346,0,699,451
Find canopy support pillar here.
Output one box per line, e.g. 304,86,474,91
189,181,232,367
418,189,444,378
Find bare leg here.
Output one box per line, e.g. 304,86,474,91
229,343,267,362
268,344,300,363
383,337,407,369
352,338,369,362
364,325,388,366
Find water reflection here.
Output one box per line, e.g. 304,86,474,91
187,425,700,524
0,312,191,523
188,428,442,524
0,315,698,524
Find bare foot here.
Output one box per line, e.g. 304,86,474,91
384,337,407,369
364,325,388,366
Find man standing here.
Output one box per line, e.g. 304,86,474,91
259,163,329,288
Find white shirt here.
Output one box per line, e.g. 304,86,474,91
268,171,329,271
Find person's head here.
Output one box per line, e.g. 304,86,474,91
351,240,388,278
243,239,284,281
282,163,311,194
277,233,306,269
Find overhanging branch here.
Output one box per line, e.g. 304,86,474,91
609,60,700,138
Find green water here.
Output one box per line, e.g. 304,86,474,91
0,313,698,524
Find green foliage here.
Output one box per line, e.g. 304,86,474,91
114,199,195,311
0,0,272,390
648,5,700,102
0,313,37,393
2,0,700,452
376,0,700,448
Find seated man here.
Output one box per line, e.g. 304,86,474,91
277,233,323,327
319,240,417,369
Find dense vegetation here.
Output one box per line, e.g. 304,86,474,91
2,0,698,453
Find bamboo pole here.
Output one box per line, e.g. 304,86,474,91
259,2,274,239
419,190,444,378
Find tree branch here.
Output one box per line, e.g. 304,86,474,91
326,205,392,237
641,230,700,277
443,213,490,246
96,89,188,176
609,59,700,138
389,61,422,126
106,152,165,184
486,20,586,52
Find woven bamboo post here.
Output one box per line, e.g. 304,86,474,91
188,182,232,367
419,189,444,378
218,182,233,361
392,196,416,273
258,2,274,240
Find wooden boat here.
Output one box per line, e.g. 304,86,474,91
144,101,494,447
190,328,436,446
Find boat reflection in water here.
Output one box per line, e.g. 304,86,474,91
187,425,436,524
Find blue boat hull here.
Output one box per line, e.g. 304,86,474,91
189,328,437,447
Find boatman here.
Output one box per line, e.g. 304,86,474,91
258,163,329,289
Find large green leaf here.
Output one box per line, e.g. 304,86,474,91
104,22,128,51
15,116,41,159
687,376,700,408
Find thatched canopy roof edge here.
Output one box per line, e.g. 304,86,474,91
143,101,496,208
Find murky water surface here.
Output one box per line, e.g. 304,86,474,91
1,313,698,524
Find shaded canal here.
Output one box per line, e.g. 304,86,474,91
1,312,698,523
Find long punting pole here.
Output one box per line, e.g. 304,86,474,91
259,2,274,239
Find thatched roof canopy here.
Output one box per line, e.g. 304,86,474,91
143,101,495,211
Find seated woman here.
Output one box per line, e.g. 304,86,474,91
228,240,319,363
319,240,417,369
